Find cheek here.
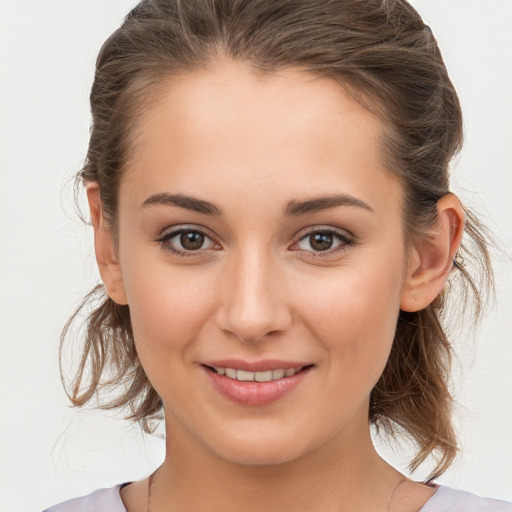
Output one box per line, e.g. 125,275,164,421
295,258,403,386
122,260,218,367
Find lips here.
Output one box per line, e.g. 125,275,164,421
201,360,314,406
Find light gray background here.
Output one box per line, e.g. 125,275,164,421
1,1,511,510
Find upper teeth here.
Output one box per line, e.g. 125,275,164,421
214,367,302,382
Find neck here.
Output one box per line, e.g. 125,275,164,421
149,414,404,512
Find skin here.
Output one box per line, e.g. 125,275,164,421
88,61,465,511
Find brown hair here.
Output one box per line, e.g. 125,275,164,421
61,0,493,480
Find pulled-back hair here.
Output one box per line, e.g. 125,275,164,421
61,0,493,480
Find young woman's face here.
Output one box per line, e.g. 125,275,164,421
115,62,410,464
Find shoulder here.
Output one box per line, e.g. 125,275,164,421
421,485,512,512
43,484,128,512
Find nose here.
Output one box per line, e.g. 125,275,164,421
214,247,292,344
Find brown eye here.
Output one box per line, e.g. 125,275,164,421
180,231,205,250
158,227,218,256
294,228,354,256
308,232,333,251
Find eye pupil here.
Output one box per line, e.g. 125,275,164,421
180,231,204,250
310,233,333,251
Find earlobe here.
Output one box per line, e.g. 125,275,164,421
400,194,465,312
86,183,128,306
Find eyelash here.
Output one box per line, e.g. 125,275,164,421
155,226,356,258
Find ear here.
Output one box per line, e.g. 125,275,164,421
86,183,128,305
400,194,465,312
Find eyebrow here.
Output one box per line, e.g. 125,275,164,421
284,193,374,215
141,193,222,215
141,192,374,216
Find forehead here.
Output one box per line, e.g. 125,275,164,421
122,60,402,217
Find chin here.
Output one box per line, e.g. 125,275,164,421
206,427,314,466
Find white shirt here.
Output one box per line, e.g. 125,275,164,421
44,483,512,511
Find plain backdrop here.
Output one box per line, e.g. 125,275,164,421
0,1,511,510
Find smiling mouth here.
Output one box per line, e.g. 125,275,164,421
203,365,312,382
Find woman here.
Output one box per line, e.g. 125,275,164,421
44,0,511,510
